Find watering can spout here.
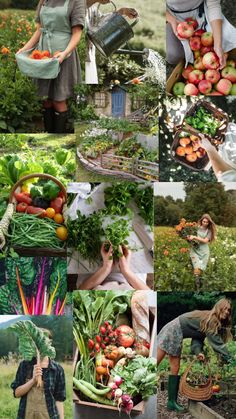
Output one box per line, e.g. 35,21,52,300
116,48,150,57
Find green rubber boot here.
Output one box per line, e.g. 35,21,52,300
167,375,186,412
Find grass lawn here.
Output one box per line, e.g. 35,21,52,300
0,361,73,419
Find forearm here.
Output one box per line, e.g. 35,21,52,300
56,401,64,419
64,27,83,56
78,266,110,290
15,378,35,398
210,19,222,49
166,10,175,25
194,236,209,244
206,147,234,177
121,270,150,290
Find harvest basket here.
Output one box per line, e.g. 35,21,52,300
73,307,157,414
180,360,213,401
2,173,67,257
171,127,209,171
16,48,60,79
183,100,229,144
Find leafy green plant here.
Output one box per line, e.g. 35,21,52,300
134,186,154,227
97,118,140,133
104,219,131,259
185,107,221,137
103,183,137,216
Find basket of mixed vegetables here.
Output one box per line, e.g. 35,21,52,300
73,290,157,415
0,173,68,255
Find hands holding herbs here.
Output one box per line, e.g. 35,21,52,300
100,243,132,276
101,242,114,273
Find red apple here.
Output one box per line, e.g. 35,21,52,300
202,52,220,69
205,69,221,84
215,78,232,95
208,91,223,96
194,57,205,70
194,28,206,36
177,21,195,39
189,36,201,51
221,66,236,83
200,46,213,56
188,69,204,85
198,79,212,94
182,64,194,79
226,59,236,68
184,83,199,95
185,17,198,30
201,32,213,47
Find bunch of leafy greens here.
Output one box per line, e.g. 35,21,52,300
104,219,131,259
103,183,137,216
112,355,157,399
134,186,153,227
185,107,221,137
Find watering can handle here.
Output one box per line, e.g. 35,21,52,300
97,0,116,12
130,18,139,27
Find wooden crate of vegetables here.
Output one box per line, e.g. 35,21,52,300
73,291,157,415
1,173,68,256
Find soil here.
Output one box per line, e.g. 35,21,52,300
204,396,236,419
157,390,195,419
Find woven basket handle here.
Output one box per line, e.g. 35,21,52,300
9,173,67,203
185,358,212,380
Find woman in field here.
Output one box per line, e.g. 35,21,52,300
157,298,233,412
11,329,66,419
187,213,216,289
17,0,86,133
166,0,236,67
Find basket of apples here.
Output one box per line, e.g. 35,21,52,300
168,17,236,96
171,128,209,171
16,48,61,79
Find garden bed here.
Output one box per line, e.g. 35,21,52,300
189,396,236,419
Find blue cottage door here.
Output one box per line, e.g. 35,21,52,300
112,88,126,117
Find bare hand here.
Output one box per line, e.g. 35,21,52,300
197,353,205,362
53,51,67,64
16,47,26,55
199,134,215,152
214,46,226,69
101,242,114,272
117,8,138,19
118,245,132,274
33,365,42,383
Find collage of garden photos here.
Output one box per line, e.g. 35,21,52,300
0,0,236,418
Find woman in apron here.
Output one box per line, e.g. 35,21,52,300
166,0,236,68
187,213,216,289
85,0,138,84
17,0,86,133
157,298,233,412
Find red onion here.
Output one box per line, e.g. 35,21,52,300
114,375,123,386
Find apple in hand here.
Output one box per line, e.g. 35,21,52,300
184,83,199,95
198,79,212,94
182,64,194,79
201,32,213,47
202,52,220,70
200,46,213,56
177,21,195,39
194,28,205,36
221,66,236,83
173,82,185,95
194,57,205,70
230,84,236,95
196,147,206,158
205,69,221,84
189,36,201,51
215,78,232,95
188,69,204,85
185,17,198,30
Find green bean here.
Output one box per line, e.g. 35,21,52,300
73,378,114,405
79,380,111,395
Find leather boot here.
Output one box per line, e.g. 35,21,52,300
54,110,68,134
167,375,186,412
43,107,55,133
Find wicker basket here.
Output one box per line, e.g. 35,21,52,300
4,173,67,256
171,127,209,172
179,360,213,401
183,99,229,145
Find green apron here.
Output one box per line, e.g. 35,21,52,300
189,228,210,271
39,0,72,55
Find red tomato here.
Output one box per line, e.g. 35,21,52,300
16,202,28,212
115,325,135,348
212,385,220,393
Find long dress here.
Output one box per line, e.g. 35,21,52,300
189,227,212,271
35,0,86,101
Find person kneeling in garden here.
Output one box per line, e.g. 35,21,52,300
11,328,66,419
157,298,233,412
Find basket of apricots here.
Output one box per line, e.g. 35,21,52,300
16,48,61,79
171,128,209,171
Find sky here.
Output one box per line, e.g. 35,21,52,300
0,315,22,324
154,182,186,199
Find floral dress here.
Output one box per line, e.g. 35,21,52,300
189,227,212,271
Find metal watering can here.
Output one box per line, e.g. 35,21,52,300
87,1,139,57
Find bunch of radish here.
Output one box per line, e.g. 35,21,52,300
172,18,236,96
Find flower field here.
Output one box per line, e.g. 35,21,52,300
154,226,236,291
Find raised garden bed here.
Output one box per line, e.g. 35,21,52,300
189,395,236,419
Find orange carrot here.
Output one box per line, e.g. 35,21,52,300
16,267,29,315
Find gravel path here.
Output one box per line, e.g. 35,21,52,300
158,390,195,419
